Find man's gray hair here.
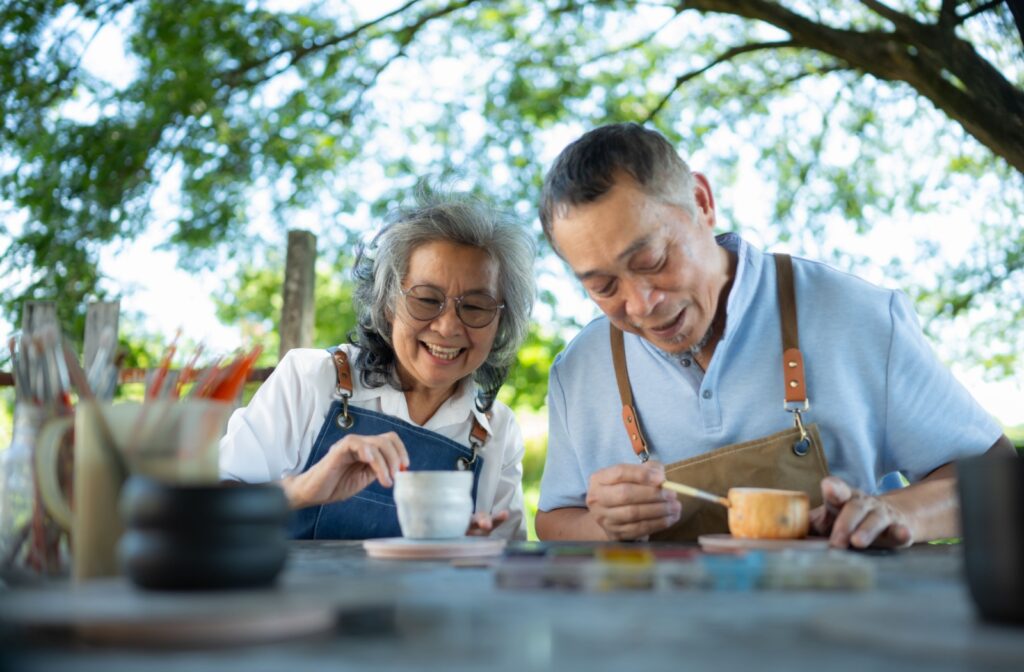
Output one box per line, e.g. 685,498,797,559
539,123,696,248
351,188,536,409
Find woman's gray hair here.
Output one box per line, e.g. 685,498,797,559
350,188,536,410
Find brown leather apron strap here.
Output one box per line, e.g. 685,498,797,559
469,417,489,447
610,326,650,462
330,349,355,429
610,252,813,462
773,254,808,408
331,349,354,395
332,347,489,458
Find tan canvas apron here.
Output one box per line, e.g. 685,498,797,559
611,254,830,542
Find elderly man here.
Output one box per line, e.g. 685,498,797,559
535,123,1013,548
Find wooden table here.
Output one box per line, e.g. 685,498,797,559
2,541,1022,671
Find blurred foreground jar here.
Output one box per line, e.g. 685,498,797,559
958,454,1024,624
119,476,290,590
0,404,71,580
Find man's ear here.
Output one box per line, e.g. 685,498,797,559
692,172,716,227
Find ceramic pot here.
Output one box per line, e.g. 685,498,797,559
393,471,473,539
958,455,1024,624
726,487,810,539
119,477,289,590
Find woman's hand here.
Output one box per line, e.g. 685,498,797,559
466,510,510,536
281,432,409,509
810,475,913,549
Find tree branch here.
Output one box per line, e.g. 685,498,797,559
939,0,958,28
768,64,847,93
219,0,477,89
685,0,1024,173
221,0,478,93
643,39,796,123
857,0,922,34
955,0,1003,25
582,12,684,67
220,0,423,85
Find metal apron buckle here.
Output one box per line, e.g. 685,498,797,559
334,386,354,429
786,400,810,456
458,434,482,471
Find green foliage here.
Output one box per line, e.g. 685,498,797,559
0,388,13,452
499,322,566,412
521,430,547,542
212,248,359,365
1007,425,1024,454
1,0,1022,378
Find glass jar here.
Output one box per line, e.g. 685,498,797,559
0,404,70,580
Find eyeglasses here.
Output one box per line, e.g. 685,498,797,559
400,285,504,328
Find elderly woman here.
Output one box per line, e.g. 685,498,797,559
219,191,535,540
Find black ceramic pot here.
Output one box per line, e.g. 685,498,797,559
957,455,1024,624
118,476,290,591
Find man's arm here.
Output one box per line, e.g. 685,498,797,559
814,435,1016,548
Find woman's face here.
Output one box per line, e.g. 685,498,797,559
391,240,501,397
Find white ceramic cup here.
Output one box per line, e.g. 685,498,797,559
393,471,473,539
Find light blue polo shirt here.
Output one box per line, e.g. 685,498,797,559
538,233,1002,512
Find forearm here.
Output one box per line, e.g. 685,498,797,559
885,435,1016,542
880,473,958,542
534,507,609,541
279,474,311,510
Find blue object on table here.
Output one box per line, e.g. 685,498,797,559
878,471,908,493
701,552,765,591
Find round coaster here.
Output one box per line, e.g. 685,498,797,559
698,533,831,552
363,537,506,560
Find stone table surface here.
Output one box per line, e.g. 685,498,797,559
2,540,1022,672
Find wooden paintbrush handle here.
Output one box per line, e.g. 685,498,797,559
661,480,731,508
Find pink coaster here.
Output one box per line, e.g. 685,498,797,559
363,537,506,560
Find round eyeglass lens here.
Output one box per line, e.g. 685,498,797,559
457,292,500,328
404,286,446,321
403,286,500,327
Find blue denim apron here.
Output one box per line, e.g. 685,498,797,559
288,350,486,540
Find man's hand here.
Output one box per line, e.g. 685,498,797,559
810,475,913,549
585,461,682,540
281,432,409,509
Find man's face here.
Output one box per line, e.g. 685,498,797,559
550,174,729,354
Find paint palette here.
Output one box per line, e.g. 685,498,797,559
493,544,875,592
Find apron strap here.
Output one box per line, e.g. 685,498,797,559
609,251,811,462
331,348,354,395
329,347,489,450
773,254,809,409
610,326,650,462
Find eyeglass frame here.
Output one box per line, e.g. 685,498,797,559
398,284,505,328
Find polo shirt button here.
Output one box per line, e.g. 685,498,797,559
681,359,691,367
702,390,712,399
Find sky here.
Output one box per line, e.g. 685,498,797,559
2,1,1022,428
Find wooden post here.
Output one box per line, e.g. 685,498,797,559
17,302,58,401
279,230,317,360
20,301,58,335
83,301,120,371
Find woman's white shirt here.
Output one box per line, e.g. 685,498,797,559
219,345,526,540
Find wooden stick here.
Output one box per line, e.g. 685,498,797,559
62,341,127,484
660,481,731,508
